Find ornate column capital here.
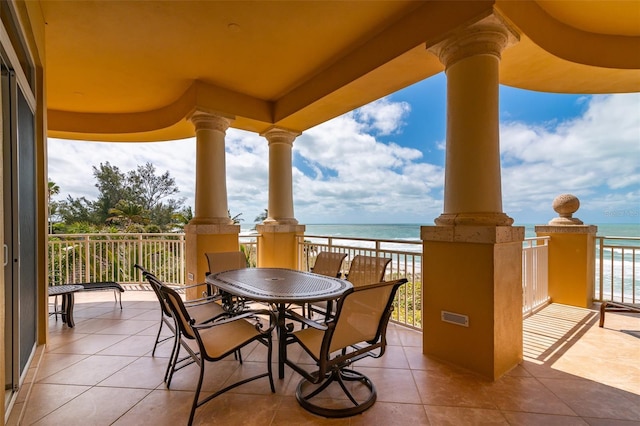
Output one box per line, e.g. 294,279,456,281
260,127,301,146
429,14,519,68
189,111,232,133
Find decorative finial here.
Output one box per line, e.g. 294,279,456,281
549,194,583,225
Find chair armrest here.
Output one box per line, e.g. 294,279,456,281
183,294,223,306
353,278,408,292
286,309,328,331
195,309,277,334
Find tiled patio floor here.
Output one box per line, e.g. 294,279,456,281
8,290,640,425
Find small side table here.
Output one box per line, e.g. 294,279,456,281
48,284,84,328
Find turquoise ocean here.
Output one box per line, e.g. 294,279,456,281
242,223,639,301
295,223,639,241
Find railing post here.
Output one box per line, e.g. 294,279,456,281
179,234,185,285
138,234,144,282
598,237,604,301
84,235,90,283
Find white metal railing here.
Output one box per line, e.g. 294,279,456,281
522,237,550,317
47,233,258,286
48,232,638,329
596,236,640,304
48,233,186,285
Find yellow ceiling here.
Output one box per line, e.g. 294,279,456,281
31,0,640,142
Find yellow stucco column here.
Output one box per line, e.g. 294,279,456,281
184,111,240,298
256,127,305,268
535,194,597,308
421,15,524,380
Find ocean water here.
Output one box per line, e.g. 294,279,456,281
297,223,639,241
284,222,638,303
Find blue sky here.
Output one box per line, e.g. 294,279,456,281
48,72,640,227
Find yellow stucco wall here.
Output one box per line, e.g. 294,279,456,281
184,224,240,299
422,226,524,379
535,225,597,308
256,225,305,269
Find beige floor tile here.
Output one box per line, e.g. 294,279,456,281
353,344,409,369
271,396,349,425
412,368,497,409
424,405,509,425
396,326,423,347
350,401,431,425
45,330,90,352
13,299,640,426
96,334,159,356
38,354,137,386
502,411,589,425
29,386,151,426
486,375,577,416
161,358,241,393
111,388,195,426
34,353,89,381
539,377,640,421
191,393,282,426
356,366,422,404
94,307,155,320
93,319,158,335
47,333,129,355
97,356,168,389
19,383,91,425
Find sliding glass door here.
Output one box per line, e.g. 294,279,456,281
3,58,37,411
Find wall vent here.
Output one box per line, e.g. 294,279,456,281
441,311,469,327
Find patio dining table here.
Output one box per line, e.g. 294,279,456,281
206,268,352,379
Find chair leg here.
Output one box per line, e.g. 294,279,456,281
165,332,182,386
188,359,206,426
152,313,165,356
266,336,275,393
296,367,376,418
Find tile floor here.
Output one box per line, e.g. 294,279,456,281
7,290,640,425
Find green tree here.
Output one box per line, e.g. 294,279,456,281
128,162,179,211
171,206,193,231
253,208,268,230
48,179,60,234
57,161,184,232
107,200,150,230
254,209,268,223
93,162,129,224
58,195,99,225
229,210,243,225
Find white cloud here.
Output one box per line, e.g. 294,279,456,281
354,98,411,136
48,93,639,226
500,93,640,223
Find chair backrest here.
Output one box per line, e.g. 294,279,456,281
346,255,391,287
151,274,198,340
311,252,347,278
205,251,247,274
144,271,175,318
328,278,407,354
134,264,172,317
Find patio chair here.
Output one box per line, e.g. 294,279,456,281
285,278,408,418
345,255,392,287
310,251,347,278
305,251,347,319
599,300,640,327
134,264,228,384
205,251,248,311
205,251,247,275
308,254,391,321
158,279,276,426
